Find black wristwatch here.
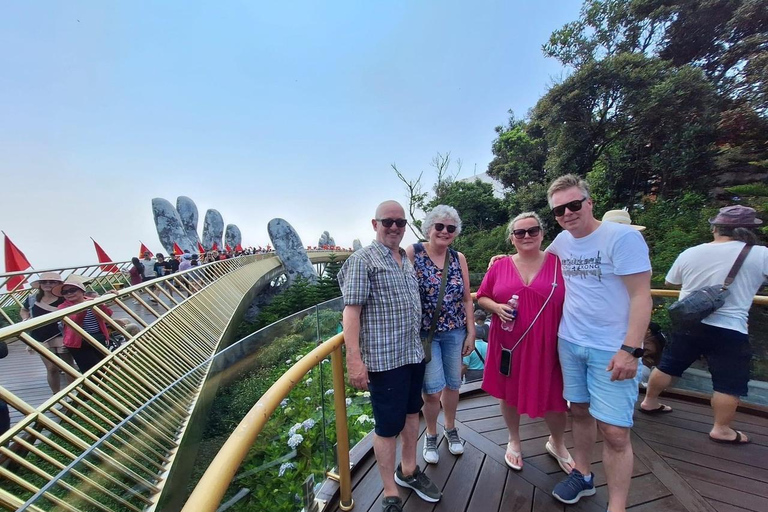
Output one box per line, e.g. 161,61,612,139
620,344,645,358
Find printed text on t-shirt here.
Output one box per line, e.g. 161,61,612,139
562,252,603,281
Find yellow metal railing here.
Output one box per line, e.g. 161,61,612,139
182,333,354,512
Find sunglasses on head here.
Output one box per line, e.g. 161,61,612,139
434,223,457,233
552,197,587,217
378,218,408,228
512,226,541,239
61,288,81,295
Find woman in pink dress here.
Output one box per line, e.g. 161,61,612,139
477,212,572,473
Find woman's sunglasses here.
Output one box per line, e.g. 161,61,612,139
512,226,541,239
434,223,457,233
552,197,587,217
38,280,60,285
61,288,81,295
377,218,408,228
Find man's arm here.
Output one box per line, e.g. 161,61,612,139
607,270,652,381
342,304,368,390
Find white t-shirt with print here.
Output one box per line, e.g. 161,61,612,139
665,241,768,334
548,221,651,351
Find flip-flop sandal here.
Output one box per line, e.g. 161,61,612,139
505,442,523,471
709,430,751,445
545,439,574,474
638,404,673,415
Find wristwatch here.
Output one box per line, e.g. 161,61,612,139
620,344,645,358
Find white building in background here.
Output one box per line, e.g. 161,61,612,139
457,171,506,199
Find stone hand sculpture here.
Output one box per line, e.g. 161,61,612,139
153,197,241,253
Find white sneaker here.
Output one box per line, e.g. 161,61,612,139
444,428,464,455
422,434,439,464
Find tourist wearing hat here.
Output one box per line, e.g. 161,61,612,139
641,205,767,444
54,278,113,373
601,209,646,231
20,272,76,394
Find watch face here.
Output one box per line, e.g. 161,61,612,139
633,348,645,358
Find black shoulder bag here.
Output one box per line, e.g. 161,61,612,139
421,250,451,364
667,245,752,331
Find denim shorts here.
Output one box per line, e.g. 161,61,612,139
657,323,751,397
368,362,426,437
422,327,466,394
558,338,641,428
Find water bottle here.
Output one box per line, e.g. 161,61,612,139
501,295,519,332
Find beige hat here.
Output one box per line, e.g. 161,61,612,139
52,278,87,297
30,272,63,289
602,209,646,231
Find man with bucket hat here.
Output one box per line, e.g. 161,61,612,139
641,205,767,444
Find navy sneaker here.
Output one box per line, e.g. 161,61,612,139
552,469,596,504
394,463,441,502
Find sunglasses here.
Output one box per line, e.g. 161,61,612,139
434,223,457,233
61,288,81,295
512,226,542,239
38,280,60,285
377,218,408,228
552,197,587,217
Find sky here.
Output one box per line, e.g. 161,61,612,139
1,1,582,271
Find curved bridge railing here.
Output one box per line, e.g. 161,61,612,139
0,252,349,511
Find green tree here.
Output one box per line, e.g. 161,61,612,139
426,179,507,235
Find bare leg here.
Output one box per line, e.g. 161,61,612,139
569,403,595,476
499,400,522,467
640,368,674,411
710,392,747,441
422,391,441,436
400,412,420,476
373,434,399,498
440,388,460,430
544,411,572,471
599,422,633,512
42,357,61,394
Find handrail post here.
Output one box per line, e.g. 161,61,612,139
331,345,354,511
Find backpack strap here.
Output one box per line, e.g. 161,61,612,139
723,245,753,290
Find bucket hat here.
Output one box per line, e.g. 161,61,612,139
30,272,64,289
52,278,87,297
602,209,645,231
709,205,763,227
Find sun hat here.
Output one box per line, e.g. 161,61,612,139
709,205,763,227
602,209,646,231
30,272,64,289
52,278,87,297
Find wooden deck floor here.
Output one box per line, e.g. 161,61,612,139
326,390,768,512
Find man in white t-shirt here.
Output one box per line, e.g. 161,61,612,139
641,205,767,445
546,175,652,512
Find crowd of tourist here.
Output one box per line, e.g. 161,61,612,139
338,174,767,512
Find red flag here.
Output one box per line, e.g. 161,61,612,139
3,233,32,290
212,242,219,251
173,242,183,256
235,243,243,252
197,241,205,254
91,239,119,273
139,242,153,258
225,244,232,252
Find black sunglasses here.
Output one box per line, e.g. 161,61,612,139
434,223,457,233
377,218,408,228
512,226,542,239
38,280,60,285
552,197,587,217
61,288,81,295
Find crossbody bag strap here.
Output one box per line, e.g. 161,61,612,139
473,346,485,364
426,250,451,344
722,245,752,289
510,255,559,352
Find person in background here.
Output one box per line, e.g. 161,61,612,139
462,337,487,383
141,252,156,281
20,272,76,394
474,309,489,342
406,205,475,466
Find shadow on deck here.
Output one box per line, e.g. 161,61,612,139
326,388,768,512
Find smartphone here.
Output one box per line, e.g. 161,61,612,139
499,348,512,376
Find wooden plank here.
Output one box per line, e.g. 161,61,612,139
649,443,768,484
532,486,563,512
498,469,536,512
433,442,484,512
626,495,689,512
455,404,501,422
666,458,768,499
705,500,754,512
686,476,768,512
631,429,717,512
634,407,768,447
645,397,768,428
456,395,499,411
594,472,671,509
465,455,509,512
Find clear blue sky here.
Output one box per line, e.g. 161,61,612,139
1,1,582,270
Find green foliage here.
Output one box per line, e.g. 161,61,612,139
1,304,21,328
453,225,510,280
427,179,508,235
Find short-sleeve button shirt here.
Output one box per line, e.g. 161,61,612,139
338,240,423,372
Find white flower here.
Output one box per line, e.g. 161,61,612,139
302,418,316,430
288,422,302,436
295,355,303,361
324,389,334,395
362,391,371,398
305,378,313,386
280,399,289,407
345,398,352,406
285,359,292,364
287,433,304,449
356,414,372,424
304,396,311,401
278,462,296,476
321,359,330,364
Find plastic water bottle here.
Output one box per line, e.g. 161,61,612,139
501,295,519,332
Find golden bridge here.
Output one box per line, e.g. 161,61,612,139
1,254,767,512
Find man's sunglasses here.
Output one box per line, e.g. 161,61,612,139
552,197,587,217
512,226,541,239
377,218,408,228
61,288,81,295
434,223,457,233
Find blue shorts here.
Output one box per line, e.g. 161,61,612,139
368,362,426,437
422,327,466,394
558,338,641,428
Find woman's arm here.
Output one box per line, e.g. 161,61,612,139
458,252,475,356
